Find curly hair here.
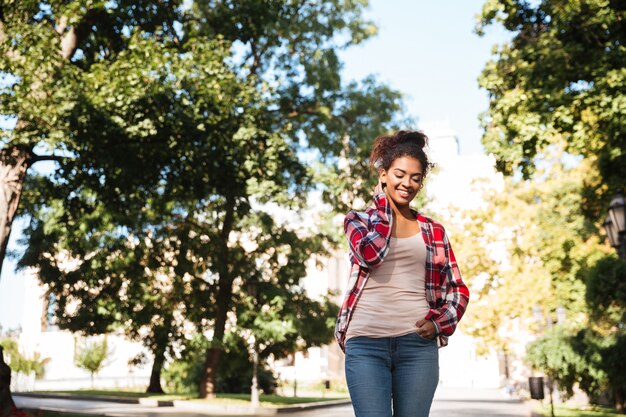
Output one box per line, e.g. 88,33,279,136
369,130,432,177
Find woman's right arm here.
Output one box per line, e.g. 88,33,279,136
344,188,393,269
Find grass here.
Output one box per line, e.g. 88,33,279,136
36,389,193,401
35,389,348,406
535,403,621,417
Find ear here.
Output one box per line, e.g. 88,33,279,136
379,169,387,186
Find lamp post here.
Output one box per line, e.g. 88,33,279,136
604,193,626,259
530,304,556,417
246,280,260,410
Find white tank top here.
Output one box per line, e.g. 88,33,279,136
346,232,430,341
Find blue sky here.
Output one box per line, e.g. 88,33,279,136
339,0,511,154
0,1,512,330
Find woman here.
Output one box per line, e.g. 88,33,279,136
334,130,470,417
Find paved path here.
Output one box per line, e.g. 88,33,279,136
14,387,532,417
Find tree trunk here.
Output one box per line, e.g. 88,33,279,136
146,345,166,394
0,146,32,414
614,385,624,414
199,196,236,399
0,145,32,275
250,342,259,408
199,273,233,398
0,347,16,416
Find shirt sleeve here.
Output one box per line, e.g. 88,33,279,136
426,227,470,337
344,192,393,269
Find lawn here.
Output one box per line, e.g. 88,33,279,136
37,389,193,401
535,403,622,417
36,389,348,406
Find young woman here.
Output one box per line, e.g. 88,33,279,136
334,130,470,417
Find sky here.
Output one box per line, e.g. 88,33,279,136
338,0,511,155
0,1,512,330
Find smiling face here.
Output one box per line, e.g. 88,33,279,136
380,156,423,207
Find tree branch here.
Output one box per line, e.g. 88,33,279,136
55,15,68,36
60,9,100,60
28,154,68,167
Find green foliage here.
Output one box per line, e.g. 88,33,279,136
526,327,591,399
476,0,626,214
522,254,626,408
535,403,623,417
6,0,406,398
0,339,49,379
585,255,626,326
452,155,604,354
582,255,626,410
73,336,112,383
162,334,276,395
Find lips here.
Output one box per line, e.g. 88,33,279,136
397,189,412,198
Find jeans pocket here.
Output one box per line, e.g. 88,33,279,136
413,331,435,343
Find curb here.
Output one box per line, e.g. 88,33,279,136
172,398,351,415
275,399,352,413
14,392,174,407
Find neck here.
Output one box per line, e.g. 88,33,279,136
392,204,414,219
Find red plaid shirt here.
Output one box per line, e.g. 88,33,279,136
334,192,470,352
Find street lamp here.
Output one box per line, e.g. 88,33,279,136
603,216,620,248
604,193,626,259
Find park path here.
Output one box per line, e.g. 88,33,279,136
14,386,532,417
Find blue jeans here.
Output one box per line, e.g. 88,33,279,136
345,332,439,417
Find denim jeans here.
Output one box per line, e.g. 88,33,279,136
345,332,439,417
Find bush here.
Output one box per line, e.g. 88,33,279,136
163,333,277,395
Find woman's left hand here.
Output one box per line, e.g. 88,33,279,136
373,178,385,196
415,319,436,340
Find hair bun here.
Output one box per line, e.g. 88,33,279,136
395,130,427,149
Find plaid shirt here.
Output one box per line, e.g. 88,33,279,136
334,192,470,352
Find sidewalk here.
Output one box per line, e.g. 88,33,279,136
14,386,534,417
431,387,533,417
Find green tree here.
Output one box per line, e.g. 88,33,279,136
584,255,626,412
476,0,626,213
3,0,400,396
450,154,603,355
73,336,112,389
0,0,191,402
526,327,588,400
0,0,190,276
16,21,248,393
0,339,49,380
9,0,405,402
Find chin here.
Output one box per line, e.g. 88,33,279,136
392,195,413,206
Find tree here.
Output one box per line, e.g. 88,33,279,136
0,0,190,277
476,0,626,215
448,154,603,356
584,255,626,412
1,0,190,404
9,0,406,401
16,22,248,393
74,336,112,389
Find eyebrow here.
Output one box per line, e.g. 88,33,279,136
393,168,423,176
